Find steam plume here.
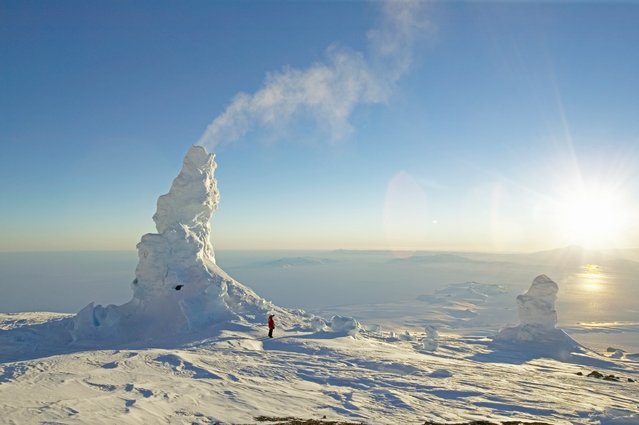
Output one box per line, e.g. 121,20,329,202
198,0,431,149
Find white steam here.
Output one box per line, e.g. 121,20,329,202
198,0,431,149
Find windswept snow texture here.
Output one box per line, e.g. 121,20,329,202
72,145,292,342
1,312,638,424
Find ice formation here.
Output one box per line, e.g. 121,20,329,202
514,274,558,329
72,145,290,341
364,323,382,333
422,325,438,351
330,315,360,336
310,316,327,332
494,274,578,351
398,330,416,341
429,369,452,378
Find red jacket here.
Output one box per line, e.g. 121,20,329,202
268,316,275,329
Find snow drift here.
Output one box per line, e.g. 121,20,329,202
72,145,291,341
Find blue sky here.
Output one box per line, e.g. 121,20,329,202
1,1,638,252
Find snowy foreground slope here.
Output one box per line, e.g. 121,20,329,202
1,146,638,424
1,312,638,424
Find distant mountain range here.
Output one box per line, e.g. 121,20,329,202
389,253,478,264
525,245,639,268
255,256,338,269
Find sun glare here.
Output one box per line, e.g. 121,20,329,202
577,264,606,292
557,188,626,249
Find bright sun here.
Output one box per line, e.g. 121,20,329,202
557,188,626,249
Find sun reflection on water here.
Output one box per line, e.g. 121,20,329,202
576,264,606,292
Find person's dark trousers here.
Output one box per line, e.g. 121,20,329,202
268,329,273,338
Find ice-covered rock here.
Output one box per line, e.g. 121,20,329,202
422,339,438,351
398,330,415,341
516,274,558,329
496,274,559,341
364,323,381,333
310,316,327,332
429,369,452,378
330,315,360,336
424,325,438,339
422,325,438,351
494,275,579,354
72,145,291,341
610,350,625,359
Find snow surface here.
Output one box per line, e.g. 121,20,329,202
1,312,638,424
1,147,638,424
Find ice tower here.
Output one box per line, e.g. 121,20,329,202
494,274,579,356
72,146,289,341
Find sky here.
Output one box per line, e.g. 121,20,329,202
1,0,638,253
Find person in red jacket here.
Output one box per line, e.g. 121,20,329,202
268,314,275,338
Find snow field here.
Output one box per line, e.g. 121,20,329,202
2,146,638,424
2,315,638,424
